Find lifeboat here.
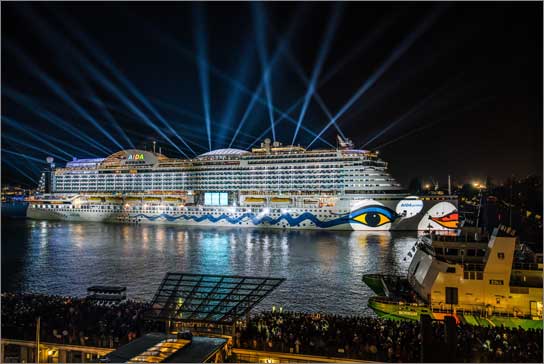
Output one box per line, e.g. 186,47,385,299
271,197,291,203
164,197,182,202
125,196,141,201
245,197,266,203
87,197,103,202
303,199,319,204
106,197,123,202
144,197,161,201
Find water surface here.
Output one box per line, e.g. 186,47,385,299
2,218,416,315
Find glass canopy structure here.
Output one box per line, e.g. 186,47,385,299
146,273,285,324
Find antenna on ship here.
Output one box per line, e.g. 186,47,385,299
336,135,353,149
153,141,156,154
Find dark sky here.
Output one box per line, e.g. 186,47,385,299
1,1,542,187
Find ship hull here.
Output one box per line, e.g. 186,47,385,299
27,196,459,231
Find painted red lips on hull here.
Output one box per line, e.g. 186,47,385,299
430,211,459,229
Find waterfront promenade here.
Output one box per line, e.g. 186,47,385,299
1,292,542,362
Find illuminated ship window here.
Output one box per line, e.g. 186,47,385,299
204,192,228,206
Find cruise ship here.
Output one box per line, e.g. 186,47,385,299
26,137,459,231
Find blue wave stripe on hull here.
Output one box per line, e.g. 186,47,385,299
133,212,349,228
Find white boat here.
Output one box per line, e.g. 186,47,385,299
364,225,543,325
28,137,459,231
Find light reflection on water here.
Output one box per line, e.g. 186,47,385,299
2,219,416,315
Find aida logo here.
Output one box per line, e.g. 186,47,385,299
127,153,145,161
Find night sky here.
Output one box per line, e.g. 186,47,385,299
1,2,542,187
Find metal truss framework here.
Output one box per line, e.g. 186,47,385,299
146,273,285,324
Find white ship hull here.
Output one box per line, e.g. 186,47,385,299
27,196,459,231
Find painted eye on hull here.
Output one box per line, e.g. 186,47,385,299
350,205,397,227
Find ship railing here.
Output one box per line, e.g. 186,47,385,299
369,296,424,306
430,302,540,319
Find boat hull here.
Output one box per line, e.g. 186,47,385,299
368,297,543,329
26,196,459,231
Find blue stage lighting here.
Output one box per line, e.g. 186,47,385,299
7,43,122,152
2,158,39,183
245,98,302,149
291,3,343,145
252,2,277,142
76,58,190,158
2,149,49,164
16,8,128,151
362,77,457,148
124,14,333,148
192,4,213,151
152,98,258,143
229,9,301,148
216,41,253,148
2,116,75,159
87,95,135,149
2,134,68,162
2,87,112,155
373,95,494,151
307,7,445,149
103,99,213,154
318,13,398,88
279,40,346,139
57,13,196,157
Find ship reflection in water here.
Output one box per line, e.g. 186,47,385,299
1,218,415,315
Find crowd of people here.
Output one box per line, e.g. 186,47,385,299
456,324,543,363
2,293,542,362
233,311,422,361
233,311,543,363
0,292,161,348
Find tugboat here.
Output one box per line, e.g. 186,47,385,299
363,225,543,329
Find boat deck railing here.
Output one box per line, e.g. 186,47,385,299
431,233,489,244
369,297,542,320
431,303,541,320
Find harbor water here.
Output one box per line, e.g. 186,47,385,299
2,218,416,315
